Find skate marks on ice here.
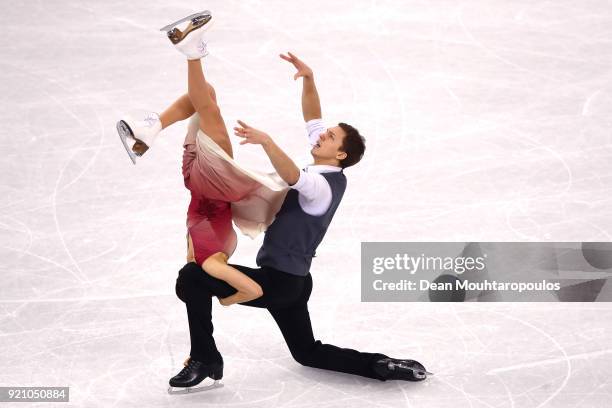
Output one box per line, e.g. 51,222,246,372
3,0,612,407
406,300,612,408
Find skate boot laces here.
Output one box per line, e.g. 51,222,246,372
177,359,202,377
143,113,159,127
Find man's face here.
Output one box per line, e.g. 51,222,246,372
311,125,347,163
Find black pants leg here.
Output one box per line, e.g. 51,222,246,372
175,262,388,380
267,274,388,380
175,262,278,363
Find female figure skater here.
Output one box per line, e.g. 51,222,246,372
117,12,287,308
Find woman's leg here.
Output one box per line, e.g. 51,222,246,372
186,232,260,304
158,83,218,130
159,93,195,129
187,59,233,157
201,252,263,305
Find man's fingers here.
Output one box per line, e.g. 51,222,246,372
237,119,250,129
281,52,297,62
280,53,303,70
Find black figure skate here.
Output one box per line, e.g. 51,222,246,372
373,358,433,381
167,358,224,395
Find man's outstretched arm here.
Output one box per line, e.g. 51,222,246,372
280,52,321,122
233,120,300,186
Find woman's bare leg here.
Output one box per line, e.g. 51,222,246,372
159,94,195,129
201,252,263,305
187,59,233,157
186,234,261,305
158,84,218,130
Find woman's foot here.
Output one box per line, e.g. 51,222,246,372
166,14,212,44
116,111,161,162
164,12,214,60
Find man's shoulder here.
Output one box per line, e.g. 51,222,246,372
320,171,347,188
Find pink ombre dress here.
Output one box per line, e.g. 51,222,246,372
181,114,288,265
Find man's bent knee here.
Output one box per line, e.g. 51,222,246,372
176,262,202,298
292,351,315,367
177,262,202,283
290,342,321,367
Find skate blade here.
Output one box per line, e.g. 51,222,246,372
160,10,211,32
167,380,223,395
409,368,434,379
116,120,137,165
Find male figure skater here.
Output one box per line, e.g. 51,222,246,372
171,45,430,388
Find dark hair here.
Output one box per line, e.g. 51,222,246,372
338,122,366,168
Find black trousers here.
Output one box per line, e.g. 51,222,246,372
175,262,388,380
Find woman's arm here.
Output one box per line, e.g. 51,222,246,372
187,233,196,262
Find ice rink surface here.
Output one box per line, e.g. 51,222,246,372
2,0,612,406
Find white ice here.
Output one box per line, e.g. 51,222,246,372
1,0,612,407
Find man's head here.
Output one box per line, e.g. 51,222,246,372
311,122,365,168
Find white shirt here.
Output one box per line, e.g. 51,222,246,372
290,119,342,216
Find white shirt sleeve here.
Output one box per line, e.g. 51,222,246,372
290,170,333,216
305,119,327,146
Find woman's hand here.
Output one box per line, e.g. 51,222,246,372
233,120,271,146
218,296,232,307
280,52,313,80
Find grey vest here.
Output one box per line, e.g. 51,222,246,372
256,170,347,276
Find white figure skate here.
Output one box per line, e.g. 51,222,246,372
161,11,214,60
116,112,162,164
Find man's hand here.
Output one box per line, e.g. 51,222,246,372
233,120,271,146
280,52,313,80
235,120,301,185
281,52,321,121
